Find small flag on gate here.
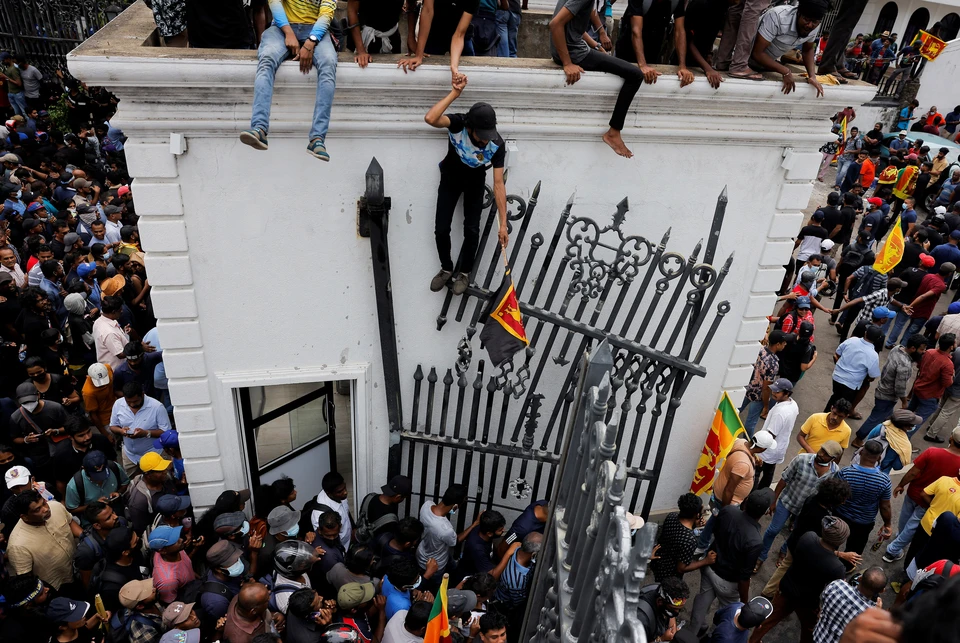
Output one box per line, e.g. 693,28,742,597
479,266,529,367
424,574,452,643
690,392,746,496
916,30,948,61
873,215,904,274
839,115,848,145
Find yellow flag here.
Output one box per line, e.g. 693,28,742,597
873,216,904,274
839,115,848,145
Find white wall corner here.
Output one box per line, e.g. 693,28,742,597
144,255,193,287
760,240,796,266
168,378,213,406
776,182,815,210
736,319,769,343
139,219,189,253
172,405,217,432
784,151,823,181
723,366,753,390
124,142,178,178
743,293,779,318
724,388,746,408
729,342,763,366
177,432,221,458
768,212,806,239
182,482,226,509
751,268,785,293
150,288,199,319
156,320,203,349
130,181,184,216
163,350,208,379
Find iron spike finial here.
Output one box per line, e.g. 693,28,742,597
566,191,576,207
365,157,384,206
532,180,542,199
718,185,728,202
659,228,671,248
413,365,424,381
612,197,629,228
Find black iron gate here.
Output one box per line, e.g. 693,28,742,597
0,0,129,76
389,171,734,526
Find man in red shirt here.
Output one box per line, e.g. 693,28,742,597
886,262,955,348
908,333,957,436
883,426,960,561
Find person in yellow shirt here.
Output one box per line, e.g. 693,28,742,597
796,399,852,461
905,474,960,566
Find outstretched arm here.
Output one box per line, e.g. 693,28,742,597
424,76,466,128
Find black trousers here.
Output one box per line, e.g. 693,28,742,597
832,263,855,322
755,461,777,489
435,164,485,273
825,380,858,412
843,518,876,555
837,302,864,340
578,49,644,131
818,0,870,72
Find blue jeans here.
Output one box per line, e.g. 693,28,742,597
835,157,854,187
759,500,792,561
8,91,26,116
908,395,940,437
739,398,765,437
885,495,925,557
856,397,897,441
885,312,925,348
496,10,520,57
251,25,337,141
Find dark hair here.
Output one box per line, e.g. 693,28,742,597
386,557,421,588
1,574,44,606
287,588,317,618
816,477,852,508
677,493,703,520
13,489,42,516
321,472,345,495
271,477,296,503
914,229,929,242
863,439,884,456
63,415,90,436
441,484,468,507
807,254,822,264
0,443,13,454
111,253,130,271
906,334,928,350
23,356,44,370
660,576,690,601
19,286,46,310
478,612,509,635
251,635,282,643
101,295,123,315
120,225,137,242
89,244,105,261
396,517,424,545
122,381,143,398
831,398,853,415
768,330,787,345
90,220,105,229
939,333,956,350
827,191,841,205
405,601,433,632
319,511,342,529
63,250,82,270
461,572,498,599
478,510,506,535
40,328,59,345
83,500,110,526
344,545,377,575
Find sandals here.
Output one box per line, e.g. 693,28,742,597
849,411,863,420
728,70,764,81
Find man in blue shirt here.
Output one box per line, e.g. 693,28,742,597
824,326,881,412
709,596,773,643
898,99,919,130
454,509,505,583
834,440,893,554
381,557,428,621
108,381,171,476
890,130,911,153
931,230,960,271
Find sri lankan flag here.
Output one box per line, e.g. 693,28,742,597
839,115,848,146
873,215,904,274
479,268,529,367
690,392,746,496
424,575,452,643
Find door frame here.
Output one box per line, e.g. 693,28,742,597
214,363,374,514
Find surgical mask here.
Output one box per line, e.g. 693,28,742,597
405,577,422,591
286,524,300,538
21,401,38,413
815,457,832,466
449,506,458,517
238,521,250,537
15,190,21,200
224,559,245,577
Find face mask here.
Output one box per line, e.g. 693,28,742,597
449,506,458,517
405,577,422,591
224,559,245,577
815,457,832,466
238,521,250,537
15,190,21,200
21,401,38,413
286,524,300,538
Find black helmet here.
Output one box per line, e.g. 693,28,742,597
274,540,317,577
317,624,361,642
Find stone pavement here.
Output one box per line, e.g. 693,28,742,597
671,166,948,642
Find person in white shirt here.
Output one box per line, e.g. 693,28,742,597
310,471,353,548
416,484,479,574
0,246,25,287
104,205,123,245
382,602,431,643
756,378,800,489
92,295,129,370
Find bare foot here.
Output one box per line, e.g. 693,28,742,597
602,129,633,158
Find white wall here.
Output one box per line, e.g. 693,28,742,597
68,3,876,513
916,38,960,112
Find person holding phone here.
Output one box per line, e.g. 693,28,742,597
109,381,172,477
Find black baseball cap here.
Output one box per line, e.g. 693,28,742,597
738,596,773,628
381,475,412,497
465,102,498,141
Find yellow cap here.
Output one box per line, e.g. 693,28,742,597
139,451,172,472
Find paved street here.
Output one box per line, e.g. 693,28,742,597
676,169,950,641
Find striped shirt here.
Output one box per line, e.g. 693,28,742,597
494,551,533,606
778,454,838,515
854,289,891,325
755,4,821,59
835,465,892,526
813,579,878,643
269,0,336,39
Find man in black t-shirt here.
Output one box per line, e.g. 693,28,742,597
399,0,479,79
636,577,689,642
348,0,409,66
51,415,117,494
615,0,693,88
863,122,884,154
681,0,733,88
8,382,67,480
424,76,508,295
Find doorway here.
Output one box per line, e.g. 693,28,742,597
903,7,930,47
873,2,898,36
238,380,353,512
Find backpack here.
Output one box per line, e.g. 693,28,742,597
635,584,661,639
72,461,123,501
123,475,155,521
299,496,337,537
259,571,302,612
87,560,131,601
107,608,159,643
774,309,800,333
355,493,399,546
907,560,955,604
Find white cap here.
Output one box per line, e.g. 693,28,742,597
751,430,778,451
935,205,948,216
5,466,32,489
820,239,835,251
87,363,110,388
625,512,645,531
899,130,908,136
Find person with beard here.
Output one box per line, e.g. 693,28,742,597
98,526,147,612
74,500,126,587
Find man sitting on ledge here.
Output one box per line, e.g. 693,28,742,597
549,0,642,158
240,0,338,161
744,0,826,97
